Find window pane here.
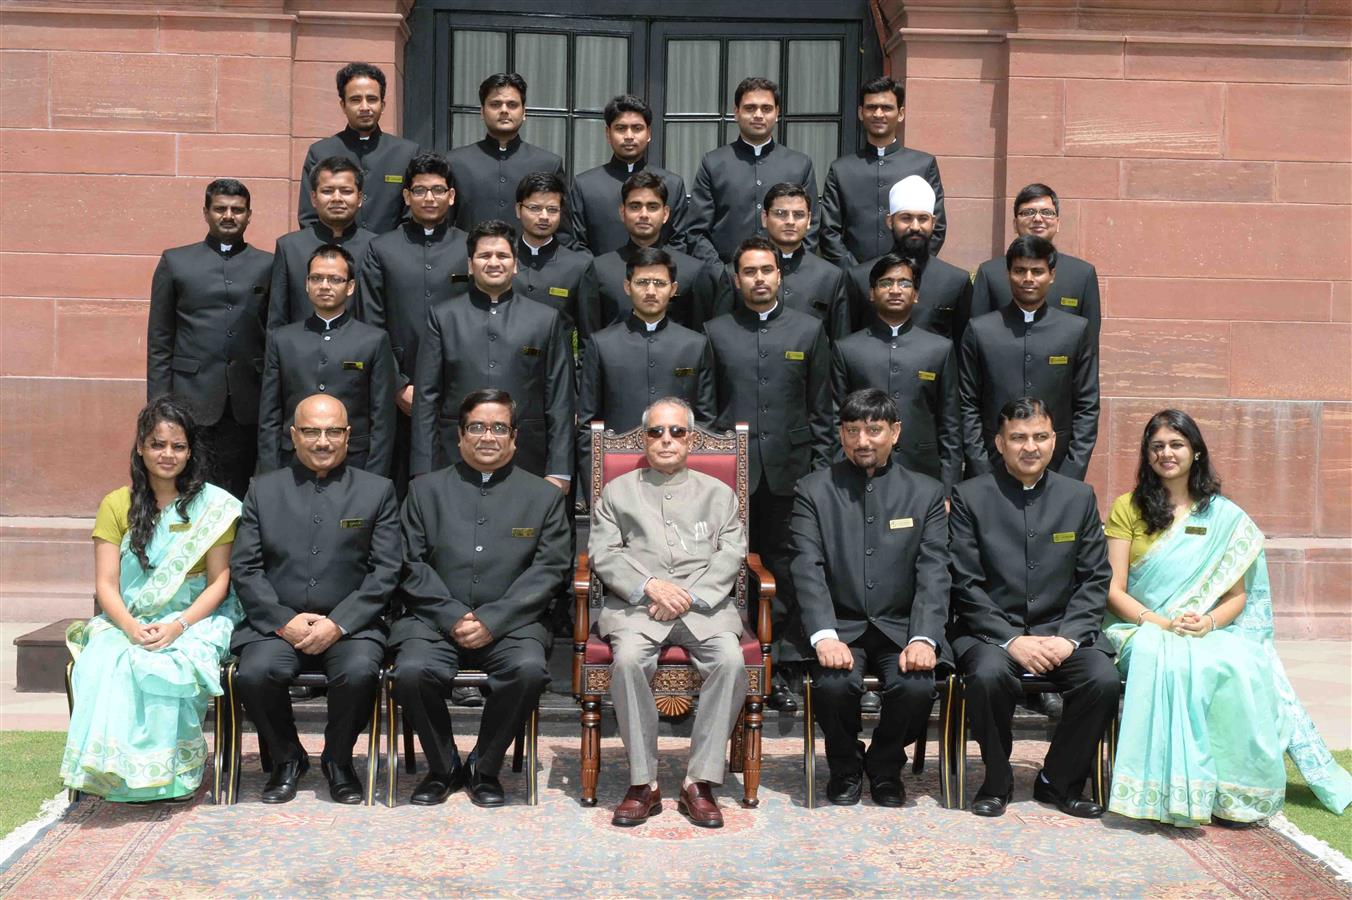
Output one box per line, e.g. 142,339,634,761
515,33,567,111
786,121,838,197
664,121,719,195
452,31,507,107
788,41,840,114
667,41,719,115
452,112,484,147
526,115,568,165
727,41,780,111
576,36,628,112
571,118,609,176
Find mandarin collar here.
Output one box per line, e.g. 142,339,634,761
640,466,689,486
625,313,668,334
994,463,1047,501
733,300,783,326
1002,301,1049,326
468,286,516,310
292,460,348,484
518,236,557,260
204,236,247,257
480,134,523,155
311,221,360,243
456,460,514,486
868,314,913,339
340,125,383,145
304,309,351,333
734,137,776,157
865,139,901,159
605,155,649,176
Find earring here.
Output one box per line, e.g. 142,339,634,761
1194,454,1200,461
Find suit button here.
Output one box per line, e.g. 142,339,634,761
664,493,672,500
309,578,317,586
225,279,233,285
878,206,886,213
323,335,332,341
760,377,767,384
320,357,328,364
475,545,483,552
318,383,326,391
312,547,319,555
760,432,768,439
499,176,506,183
313,515,321,523
473,576,480,583
866,516,875,523
480,489,488,496
759,327,767,334
755,180,762,186
865,548,874,556
489,334,497,341
1027,562,1036,570
667,539,674,545
498,200,506,206
1027,531,1035,538
760,351,767,358
892,392,900,398
649,387,656,394
667,567,675,574
866,581,875,590
890,366,898,374
649,361,655,367
426,264,432,270
227,330,235,337
227,304,234,310
866,484,874,493
1025,354,1032,362
488,362,496,368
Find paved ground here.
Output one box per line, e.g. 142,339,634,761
4,622,1348,749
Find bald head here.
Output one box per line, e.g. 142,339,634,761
290,394,350,478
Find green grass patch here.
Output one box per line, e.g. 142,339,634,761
0,731,67,839
1284,748,1352,856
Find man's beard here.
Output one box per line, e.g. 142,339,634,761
898,231,929,259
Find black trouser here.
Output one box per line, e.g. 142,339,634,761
391,412,413,499
749,480,805,665
958,642,1119,797
392,635,548,778
203,403,257,500
234,635,384,767
813,626,937,778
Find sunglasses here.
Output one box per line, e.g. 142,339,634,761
645,425,689,440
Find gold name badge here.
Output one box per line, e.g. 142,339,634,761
889,517,914,529
917,370,937,381
1185,526,1208,535
340,518,366,529
168,521,191,532
1060,297,1079,308
1052,531,1076,543
548,286,570,298
673,367,695,376
384,174,403,184
511,527,536,538
342,361,364,370
785,350,806,361
521,346,541,356
1048,355,1069,365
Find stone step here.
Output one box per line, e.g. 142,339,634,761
1,517,96,623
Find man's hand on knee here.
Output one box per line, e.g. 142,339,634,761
294,616,342,655
899,640,936,673
644,579,692,621
815,638,853,670
278,613,319,647
1007,635,1057,675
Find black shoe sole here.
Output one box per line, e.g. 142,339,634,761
611,803,662,827
409,792,451,806
676,800,723,828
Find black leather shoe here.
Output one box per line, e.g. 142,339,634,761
1032,774,1104,819
465,759,506,808
766,685,798,712
860,691,882,714
260,757,309,804
1025,692,1064,720
410,772,453,805
451,686,485,708
868,775,906,807
322,761,363,805
826,770,863,805
971,789,1013,817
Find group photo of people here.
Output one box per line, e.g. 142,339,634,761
50,47,1350,863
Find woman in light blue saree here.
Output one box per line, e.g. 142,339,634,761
1104,409,1351,827
61,396,243,802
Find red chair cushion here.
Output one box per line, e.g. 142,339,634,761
601,452,739,492
585,629,764,666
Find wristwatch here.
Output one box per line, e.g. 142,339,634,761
175,615,191,632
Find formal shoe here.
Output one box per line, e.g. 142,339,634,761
1032,774,1104,819
260,757,309,804
410,770,461,806
868,775,906,808
451,686,485,708
766,685,798,712
1025,692,1064,720
322,760,363,805
677,781,724,828
826,770,864,805
971,789,1013,817
465,760,506,808
1211,816,1258,829
860,691,882,714
611,784,663,827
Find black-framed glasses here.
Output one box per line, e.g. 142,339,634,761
297,426,349,441
409,185,451,198
465,422,514,436
645,425,689,440
1016,208,1059,220
306,274,350,286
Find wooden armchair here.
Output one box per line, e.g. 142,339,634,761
572,421,774,808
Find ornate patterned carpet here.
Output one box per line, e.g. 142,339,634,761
2,736,1348,899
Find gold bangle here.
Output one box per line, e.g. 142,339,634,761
1135,610,1149,625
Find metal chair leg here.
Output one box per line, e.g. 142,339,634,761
227,662,243,805
526,705,540,806
364,680,381,807
803,674,816,809
64,660,82,804
385,679,399,809
212,688,228,805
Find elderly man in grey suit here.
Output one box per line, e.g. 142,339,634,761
588,397,748,830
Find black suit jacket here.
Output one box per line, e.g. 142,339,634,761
229,462,401,648
593,241,726,333
390,462,570,649
687,139,819,263
819,142,946,266
297,127,421,233
359,221,470,390
567,156,691,256
947,466,1111,659
831,317,961,491
257,311,397,476
969,253,1102,343
958,304,1099,480
714,247,845,332
704,302,832,495
791,459,951,661
448,136,567,237
840,252,971,342
411,287,575,478
146,238,273,425
514,237,600,337
268,223,377,330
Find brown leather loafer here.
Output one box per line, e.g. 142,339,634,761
677,781,724,828
611,784,662,827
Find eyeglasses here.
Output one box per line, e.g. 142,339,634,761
297,427,349,441
630,278,671,289
409,185,451,198
465,422,514,436
645,425,689,440
1016,208,1059,220
874,278,915,291
520,203,561,216
767,208,809,221
306,274,350,286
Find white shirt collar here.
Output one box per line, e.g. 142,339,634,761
1023,472,1046,491
219,243,233,253
318,311,344,329
524,236,553,256
890,322,904,337
1023,307,1037,323
626,161,638,173
757,302,779,321
746,137,772,156
481,471,493,483
876,140,896,157
423,227,436,236
644,317,662,332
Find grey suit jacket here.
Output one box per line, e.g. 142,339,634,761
268,223,377,330
567,156,690,256
590,467,746,642
447,135,567,237
687,138,818,263
969,252,1102,343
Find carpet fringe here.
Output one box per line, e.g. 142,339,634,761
1268,812,1352,883
0,791,71,871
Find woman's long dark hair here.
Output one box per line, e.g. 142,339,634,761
1131,409,1222,535
128,395,209,569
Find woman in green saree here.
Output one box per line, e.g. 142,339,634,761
61,396,243,802
1104,409,1351,827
